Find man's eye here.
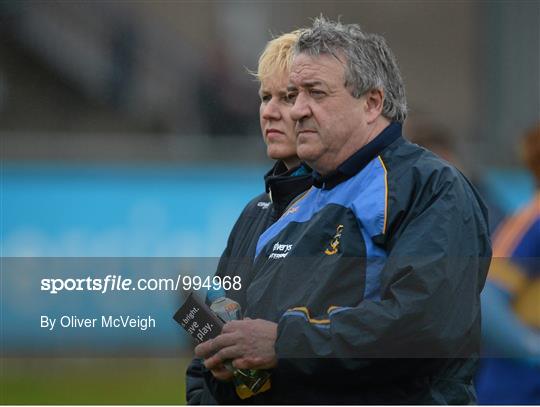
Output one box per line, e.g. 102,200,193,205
310,89,325,98
261,95,271,103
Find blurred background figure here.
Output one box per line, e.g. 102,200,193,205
196,41,258,137
475,123,540,405
404,113,462,165
404,113,505,231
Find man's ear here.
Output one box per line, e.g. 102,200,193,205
364,89,384,124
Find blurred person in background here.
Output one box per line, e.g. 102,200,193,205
404,114,505,231
185,30,312,404
475,123,540,405
196,42,259,137
403,114,463,167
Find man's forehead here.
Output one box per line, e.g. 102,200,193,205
289,53,345,85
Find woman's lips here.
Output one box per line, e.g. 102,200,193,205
266,129,285,141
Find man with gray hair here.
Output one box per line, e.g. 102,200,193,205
196,17,491,404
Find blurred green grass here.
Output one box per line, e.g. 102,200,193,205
0,357,189,404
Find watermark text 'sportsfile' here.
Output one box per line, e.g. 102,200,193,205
40,274,242,294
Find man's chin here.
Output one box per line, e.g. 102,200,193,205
296,147,318,166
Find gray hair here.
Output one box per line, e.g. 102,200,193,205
295,17,407,123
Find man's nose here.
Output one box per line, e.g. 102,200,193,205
290,92,311,121
262,100,281,120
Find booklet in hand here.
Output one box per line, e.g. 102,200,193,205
173,291,224,343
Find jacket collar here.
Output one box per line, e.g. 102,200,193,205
313,122,402,189
265,161,313,217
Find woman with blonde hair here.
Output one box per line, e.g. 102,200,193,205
185,30,311,404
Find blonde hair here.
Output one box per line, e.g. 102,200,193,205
254,30,302,83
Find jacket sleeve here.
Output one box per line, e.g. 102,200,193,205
274,169,492,377
185,358,206,405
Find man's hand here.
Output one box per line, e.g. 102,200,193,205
205,362,235,382
194,318,278,379
193,339,235,382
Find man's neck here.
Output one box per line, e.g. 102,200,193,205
315,118,390,175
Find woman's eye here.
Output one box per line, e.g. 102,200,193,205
286,92,298,103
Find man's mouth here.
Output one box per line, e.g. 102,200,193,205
297,129,317,135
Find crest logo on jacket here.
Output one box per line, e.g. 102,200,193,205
324,225,344,255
